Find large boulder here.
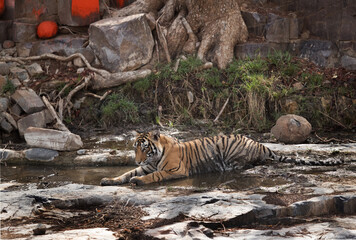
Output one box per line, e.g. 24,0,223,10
271,114,312,144
89,14,154,72
24,127,83,151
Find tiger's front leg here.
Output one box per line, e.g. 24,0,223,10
129,170,186,185
100,166,154,186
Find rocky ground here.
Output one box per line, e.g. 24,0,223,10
1,131,356,239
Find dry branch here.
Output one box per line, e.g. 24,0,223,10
92,70,151,90
85,90,112,101
214,96,230,123
156,22,171,63
42,96,70,132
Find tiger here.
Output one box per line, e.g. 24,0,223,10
100,130,343,186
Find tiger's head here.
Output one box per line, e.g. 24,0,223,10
133,130,163,166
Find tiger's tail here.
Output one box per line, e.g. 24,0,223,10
268,149,344,166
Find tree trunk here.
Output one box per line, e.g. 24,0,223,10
109,0,248,69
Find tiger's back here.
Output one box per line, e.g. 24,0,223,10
168,134,270,176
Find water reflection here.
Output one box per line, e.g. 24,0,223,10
1,165,289,191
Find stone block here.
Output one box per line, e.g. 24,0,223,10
9,67,29,82
58,0,100,27
0,20,12,44
341,55,356,71
235,42,289,60
289,15,299,39
17,111,46,136
12,21,37,43
25,63,44,77
241,11,267,37
11,89,45,114
89,14,154,72
299,40,339,67
24,127,83,151
24,148,59,161
0,61,10,75
30,35,87,56
265,13,290,43
15,0,58,22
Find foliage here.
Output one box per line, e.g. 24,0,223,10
2,78,16,94
101,93,139,124
94,51,353,131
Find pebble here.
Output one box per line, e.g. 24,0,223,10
3,40,15,49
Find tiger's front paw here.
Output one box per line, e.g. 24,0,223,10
100,178,123,186
129,177,145,186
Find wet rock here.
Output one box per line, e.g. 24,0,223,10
25,63,44,77
2,40,15,49
9,67,30,82
89,14,154,72
30,35,87,56
271,114,312,144
341,55,356,71
0,97,9,112
24,148,59,162
24,127,83,151
17,111,46,136
11,89,45,114
0,149,24,161
0,61,10,75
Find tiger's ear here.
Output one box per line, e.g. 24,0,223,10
152,130,160,141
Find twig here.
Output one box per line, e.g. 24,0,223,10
58,98,64,121
65,75,92,110
318,111,348,129
55,82,72,99
315,132,356,143
42,96,70,132
85,90,112,101
214,96,230,123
